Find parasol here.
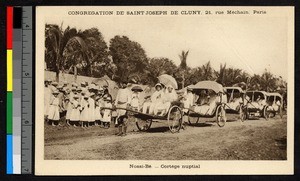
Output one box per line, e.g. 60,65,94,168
158,74,178,89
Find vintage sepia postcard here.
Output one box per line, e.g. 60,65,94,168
35,6,294,175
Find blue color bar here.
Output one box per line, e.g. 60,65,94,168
7,135,13,174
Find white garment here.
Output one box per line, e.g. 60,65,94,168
130,92,140,109
88,98,95,122
70,100,80,121
80,99,89,122
47,97,60,120
103,102,112,123
115,88,131,116
154,89,177,114
44,87,52,116
142,90,164,114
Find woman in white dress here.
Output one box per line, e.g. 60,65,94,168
47,90,60,126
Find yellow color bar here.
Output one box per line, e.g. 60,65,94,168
7,50,13,91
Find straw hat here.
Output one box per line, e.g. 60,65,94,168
71,82,78,87
155,83,162,89
52,90,59,95
52,81,58,86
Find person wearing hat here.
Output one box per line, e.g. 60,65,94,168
181,86,195,127
182,86,195,113
80,93,90,128
44,79,52,121
71,82,78,88
63,81,68,88
115,80,132,135
154,84,178,116
50,81,58,91
70,94,81,127
94,96,102,126
88,92,96,126
57,84,65,119
130,87,143,111
47,90,60,126
102,96,112,129
65,96,73,126
194,90,211,115
142,83,164,114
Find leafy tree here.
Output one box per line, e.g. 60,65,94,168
109,36,148,82
145,57,178,86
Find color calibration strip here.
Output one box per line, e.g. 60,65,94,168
7,6,13,174
6,7,32,174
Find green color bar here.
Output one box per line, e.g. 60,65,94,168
7,92,13,134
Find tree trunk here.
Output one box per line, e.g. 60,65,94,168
55,70,59,82
74,66,77,82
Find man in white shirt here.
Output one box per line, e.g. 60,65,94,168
115,81,132,136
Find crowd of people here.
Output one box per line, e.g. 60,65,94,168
44,79,181,136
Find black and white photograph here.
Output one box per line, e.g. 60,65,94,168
35,6,294,175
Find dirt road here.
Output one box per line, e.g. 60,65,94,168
44,115,287,160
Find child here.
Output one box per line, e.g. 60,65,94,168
102,96,112,129
88,92,96,126
65,96,72,126
70,95,81,127
47,90,60,126
80,94,90,128
94,96,102,126
130,89,141,111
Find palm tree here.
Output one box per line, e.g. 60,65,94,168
45,24,89,82
201,61,214,80
178,50,189,88
215,63,227,85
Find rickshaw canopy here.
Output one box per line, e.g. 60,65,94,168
246,91,268,101
224,87,244,93
191,81,224,93
267,92,283,99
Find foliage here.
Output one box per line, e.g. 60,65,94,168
44,23,286,93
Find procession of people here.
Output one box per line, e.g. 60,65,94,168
44,73,286,136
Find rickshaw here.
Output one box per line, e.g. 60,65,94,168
266,92,283,118
101,74,183,133
245,91,270,120
224,87,247,121
186,81,227,127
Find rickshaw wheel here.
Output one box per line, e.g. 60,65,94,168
216,105,226,127
279,106,283,118
263,106,270,120
136,118,152,131
167,105,183,133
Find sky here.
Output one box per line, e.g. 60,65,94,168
45,12,288,80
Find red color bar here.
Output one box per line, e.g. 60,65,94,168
7,7,13,49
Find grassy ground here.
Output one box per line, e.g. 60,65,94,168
44,114,287,160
